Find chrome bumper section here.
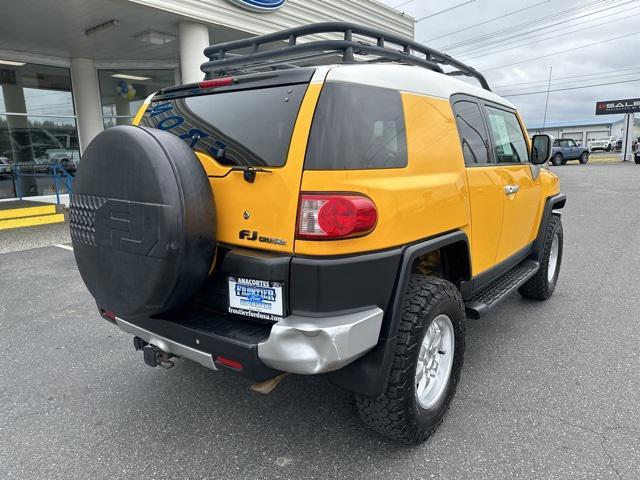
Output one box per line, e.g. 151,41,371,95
115,317,217,370
257,307,384,374
115,307,384,376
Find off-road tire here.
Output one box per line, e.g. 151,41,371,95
579,152,589,164
551,153,563,166
355,275,465,444
519,215,563,300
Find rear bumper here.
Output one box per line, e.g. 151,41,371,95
114,306,383,379
257,307,383,374
108,245,399,383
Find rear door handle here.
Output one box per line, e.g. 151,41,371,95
505,185,520,195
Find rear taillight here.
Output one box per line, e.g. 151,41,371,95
198,77,234,89
297,193,377,240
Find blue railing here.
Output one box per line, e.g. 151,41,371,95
11,163,74,205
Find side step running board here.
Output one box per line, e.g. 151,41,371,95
465,260,540,319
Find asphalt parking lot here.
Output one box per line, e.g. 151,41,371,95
1,162,639,479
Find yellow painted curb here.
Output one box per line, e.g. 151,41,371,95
0,213,65,231
0,205,57,220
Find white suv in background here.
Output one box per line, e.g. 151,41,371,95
589,136,617,152
0,156,12,175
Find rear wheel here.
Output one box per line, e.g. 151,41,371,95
519,215,563,300
355,275,465,444
551,153,563,166
579,152,589,164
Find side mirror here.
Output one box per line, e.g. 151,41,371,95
531,134,553,165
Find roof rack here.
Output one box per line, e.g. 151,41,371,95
201,22,491,91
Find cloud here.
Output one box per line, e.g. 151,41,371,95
380,0,639,126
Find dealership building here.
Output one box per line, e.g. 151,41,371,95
527,117,640,146
0,0,412,199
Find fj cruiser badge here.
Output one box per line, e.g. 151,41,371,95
239,230,286,246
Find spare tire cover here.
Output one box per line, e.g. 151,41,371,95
70,125,216,318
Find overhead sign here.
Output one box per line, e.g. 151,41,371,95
595,98,640,115
227,0,285,12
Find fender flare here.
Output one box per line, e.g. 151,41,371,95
327,230,470,398
530,193,566,262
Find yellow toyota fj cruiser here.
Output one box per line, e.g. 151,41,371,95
70,23,565,444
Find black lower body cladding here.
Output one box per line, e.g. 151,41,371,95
289,248,403,316
70,125,216,318
192,246,403,319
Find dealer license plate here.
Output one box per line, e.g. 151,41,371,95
228,277,284,321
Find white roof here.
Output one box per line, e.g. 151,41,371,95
324,64,514,109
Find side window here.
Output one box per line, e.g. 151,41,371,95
486,106,529,164
453,100,489,165
553,140,560,147
567,139,576,147
305,82,407,170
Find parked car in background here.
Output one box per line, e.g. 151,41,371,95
44,150,78,173
589,136,617,151
0,156,11,176
0,127,80,173
551,138,590,165
614,138,638,152
56,156,78,173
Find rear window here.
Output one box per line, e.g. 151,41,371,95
305,82,407,170
139,83,307,167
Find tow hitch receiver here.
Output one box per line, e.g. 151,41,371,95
134,337,176,369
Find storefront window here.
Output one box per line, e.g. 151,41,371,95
0,62,78,199
98,69,176,128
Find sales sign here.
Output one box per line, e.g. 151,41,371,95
595,98,640,115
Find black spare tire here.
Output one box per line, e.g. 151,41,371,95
70,125,216,318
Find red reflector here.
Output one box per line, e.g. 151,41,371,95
297,194,377,240
215,356,243,371
198,77,234,89
101,310,116,320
